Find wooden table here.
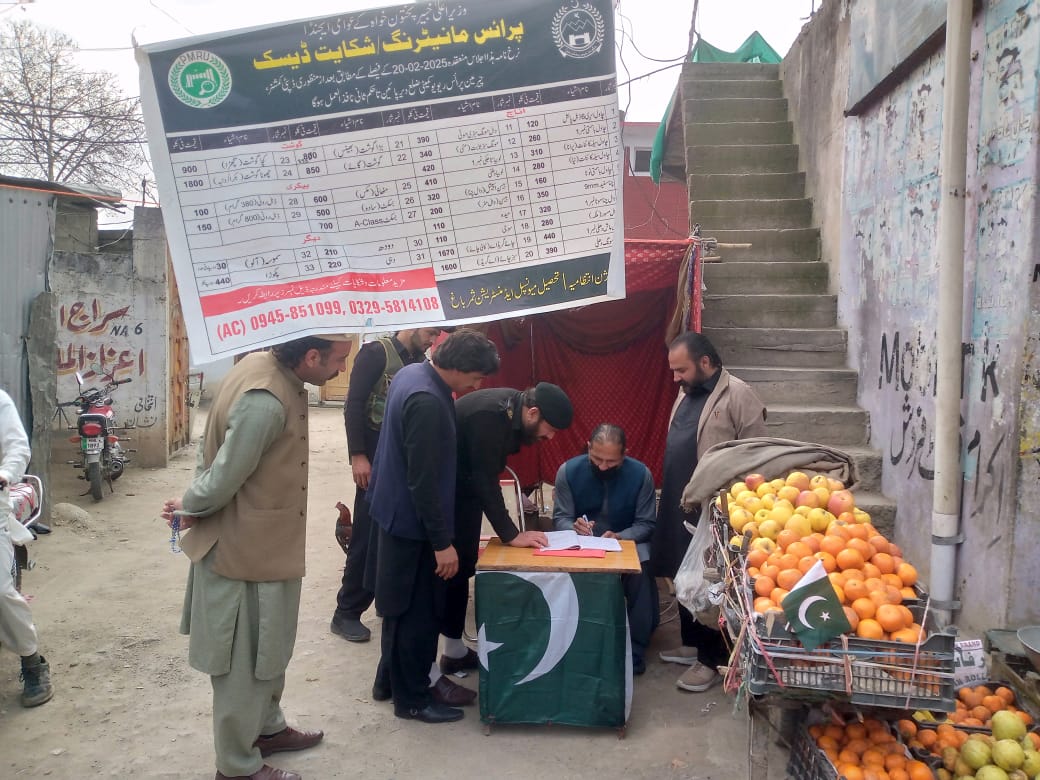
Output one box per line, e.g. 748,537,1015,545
477,537,642,574
475,538,641,734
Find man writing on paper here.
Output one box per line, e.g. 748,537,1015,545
162,335,352,780
552,423,658,675
331,328,441,643
432,382,574,692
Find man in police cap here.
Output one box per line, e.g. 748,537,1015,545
432,382,573,689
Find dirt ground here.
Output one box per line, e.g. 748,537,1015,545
1,405,785,779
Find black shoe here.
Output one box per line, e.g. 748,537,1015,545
20,655,53,707
372,680,392,701
330,614,371,642
439,648,479,674
395,702,464,723
29,522,50,535
633,657,646,676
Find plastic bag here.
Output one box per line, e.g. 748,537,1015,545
673,504,717,618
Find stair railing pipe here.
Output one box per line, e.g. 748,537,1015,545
931,0,973,628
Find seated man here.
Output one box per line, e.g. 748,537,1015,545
552,423,658,674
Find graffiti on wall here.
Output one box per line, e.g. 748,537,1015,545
56,296,156,428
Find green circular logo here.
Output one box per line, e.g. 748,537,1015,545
168,50,232,109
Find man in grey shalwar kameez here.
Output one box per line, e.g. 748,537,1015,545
163,336,351,780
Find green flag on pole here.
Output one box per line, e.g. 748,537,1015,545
476,571,631,728
780,560,852,651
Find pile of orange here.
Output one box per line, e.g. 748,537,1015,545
747,521,924,643
945,684,1032,729
808,718,935,780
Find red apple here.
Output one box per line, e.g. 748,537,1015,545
827,490,855,517
744,473,766,491
796,490,821,509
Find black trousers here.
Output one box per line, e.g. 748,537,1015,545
624,562,660,664
334,487,374,620
372,527,442,713
678,602,729,670
439,494,483,640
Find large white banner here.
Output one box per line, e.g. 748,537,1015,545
137,0,624,363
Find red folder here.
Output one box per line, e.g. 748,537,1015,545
532,548,606,558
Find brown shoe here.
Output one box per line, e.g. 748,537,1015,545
431,675,476,706
253,726,324,757
215,766,301,780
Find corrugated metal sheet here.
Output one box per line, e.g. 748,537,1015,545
0,185,54,425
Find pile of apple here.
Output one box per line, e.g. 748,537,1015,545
919,709,1040,779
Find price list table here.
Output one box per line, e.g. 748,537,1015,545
169,80,620,301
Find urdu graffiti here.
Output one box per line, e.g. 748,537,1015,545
56,298,146,380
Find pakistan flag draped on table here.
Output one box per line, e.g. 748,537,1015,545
476,571,632,727
136,0,625,364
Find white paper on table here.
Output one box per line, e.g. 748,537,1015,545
541,530,622,552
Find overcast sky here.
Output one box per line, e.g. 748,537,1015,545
4,0,810,220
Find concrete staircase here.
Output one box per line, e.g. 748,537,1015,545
680,62,897,536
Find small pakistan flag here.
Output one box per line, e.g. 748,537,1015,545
781,559,851,651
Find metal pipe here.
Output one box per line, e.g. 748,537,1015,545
930,0,973,628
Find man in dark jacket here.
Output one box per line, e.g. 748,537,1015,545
365,330,500,724
331,329,440,643
435,383,573,680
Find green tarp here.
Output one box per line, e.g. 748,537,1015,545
650,32,782,183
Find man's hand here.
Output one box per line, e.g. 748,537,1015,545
508,530,547,548
161,497,193,529
602,530,619,539
351,454,372,489
434,545,459,579
574,516,596,536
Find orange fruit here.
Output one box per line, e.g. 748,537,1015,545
1016,709,1034,726
753,596,775,614
868,534,890,554
884,753,906,772
897,605,914,626
862,747,886,766
881,573,905,589
889,770,909,780
776,528,800,551
917,730,936,749
856,618,884,639
759,562,781,582
843,568,866,581
754,575,776,597
804,533,823,552
896,719,917,739
862,562,882,580
776,568,803,591
770,587,790,606
899,586,917,600
872,552,896,574
836,548,865,571
832,584,845,605
797,555,817,574
995,685,1015,705
959,686,981,707
844,578,869,601
890,627,921,644
896,562,917,586
843,606,860,631
747,548,769,569
815,551,837,573
852,597,877,620
839,766,864,780
982,695,1003,713
907,760,933,780
828,571,847,589
846,722,868,740
777,553,799,571
1027,732,1040,750
820,535,845,557
787,541,813,560
975,684,994,698
876,603,908,633
817,734,840,752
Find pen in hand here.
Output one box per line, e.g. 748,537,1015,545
576,514,595,536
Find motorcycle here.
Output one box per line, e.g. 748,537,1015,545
8,475,44,592
63,371,134,501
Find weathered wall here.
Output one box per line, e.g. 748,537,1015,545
779,0,850,285
51,217,171,467
838,0,1040,632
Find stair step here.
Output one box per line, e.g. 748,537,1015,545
703,261,829,294
703,293,836,328
764,405,869,447
690,172,806,200
691,198,812,230
683,79,784,100
703,228,820,261
701,326,848,368
687,144,800,175
685,97,789,124
682,62,780,80
727,365,860,406
686,121,793,146
849,490,897,538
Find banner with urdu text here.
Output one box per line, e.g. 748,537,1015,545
137,0,624,363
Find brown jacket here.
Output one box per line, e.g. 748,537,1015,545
668,367,768,459
180,352,309,582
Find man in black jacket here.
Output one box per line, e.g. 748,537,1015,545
331,329,440,643
435,383,573,677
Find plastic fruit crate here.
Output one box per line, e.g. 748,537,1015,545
737,602,957,712
787,722,839,780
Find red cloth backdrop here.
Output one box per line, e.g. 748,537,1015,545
476,240,691,488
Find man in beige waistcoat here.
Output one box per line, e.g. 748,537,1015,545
162,335,351,780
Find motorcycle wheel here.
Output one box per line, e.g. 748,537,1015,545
87,461,104,501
